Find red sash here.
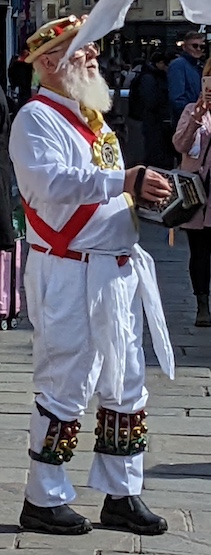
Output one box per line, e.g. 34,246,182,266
22,95,100,257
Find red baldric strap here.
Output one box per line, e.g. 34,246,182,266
23,95,100,257
22,199,99,258
29,94,97,144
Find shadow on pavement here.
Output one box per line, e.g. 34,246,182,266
0,524,19,533
145,463,211,479
92,522,140,534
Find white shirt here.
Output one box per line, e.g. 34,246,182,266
9,87,138,255
9,88,175,397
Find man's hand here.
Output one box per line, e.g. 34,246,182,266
124,166,172,204
141,168,172,202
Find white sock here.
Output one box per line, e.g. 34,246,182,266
111,496,125,500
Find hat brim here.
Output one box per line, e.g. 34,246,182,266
25,27,79,64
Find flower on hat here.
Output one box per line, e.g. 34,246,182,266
26,15,86,60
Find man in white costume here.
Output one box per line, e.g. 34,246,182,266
9,13,174,537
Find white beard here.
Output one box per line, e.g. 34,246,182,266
61,64,112,113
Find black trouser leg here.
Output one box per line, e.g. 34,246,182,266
186,228,211,295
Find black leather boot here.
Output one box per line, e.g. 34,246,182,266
195,294,211,327
100,495,168,536
20,499,93,535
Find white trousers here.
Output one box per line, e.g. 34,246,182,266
24,249,148,507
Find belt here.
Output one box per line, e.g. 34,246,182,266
31,244,130,267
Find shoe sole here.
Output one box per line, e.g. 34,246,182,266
195,321,211,327
20,515,93,535
100,510,168,536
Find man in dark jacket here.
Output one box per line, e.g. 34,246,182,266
140,51,174,169
0,85,14,250
167,31,205,130
8,47,33,111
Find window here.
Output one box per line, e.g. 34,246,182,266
84,0,91,6
47,4,56,19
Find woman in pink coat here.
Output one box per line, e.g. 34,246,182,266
173,58,211,327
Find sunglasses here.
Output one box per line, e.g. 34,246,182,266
190,43,205,51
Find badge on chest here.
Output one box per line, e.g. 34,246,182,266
93,132,120,170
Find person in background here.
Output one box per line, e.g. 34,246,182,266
8,45,33,111
126,57,146,167
123,55,146,89
121,62,131,87
0,84,14,251
168,31,205,131
9,15,174,536
173,58,211,327
106,57,128,89
140,51,174,169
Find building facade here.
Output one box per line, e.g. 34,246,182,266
26,1,210,60
58,0,209,61
30,0,59,27
123,0,207,60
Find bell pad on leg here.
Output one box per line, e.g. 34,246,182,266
94,407,148,456
29,404,81,465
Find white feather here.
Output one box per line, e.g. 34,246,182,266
179,0,211,23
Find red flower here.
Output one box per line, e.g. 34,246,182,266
53,26,64,36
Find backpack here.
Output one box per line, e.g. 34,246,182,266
128,71,144,121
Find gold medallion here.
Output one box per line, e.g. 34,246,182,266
101,142,115,168
92,132,120,170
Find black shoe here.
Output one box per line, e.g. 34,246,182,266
20,499,93,535
195,294,211,327
100,495,168,536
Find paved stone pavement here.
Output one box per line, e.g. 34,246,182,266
0,222,211,555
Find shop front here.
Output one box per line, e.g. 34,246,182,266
121,20,205,63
